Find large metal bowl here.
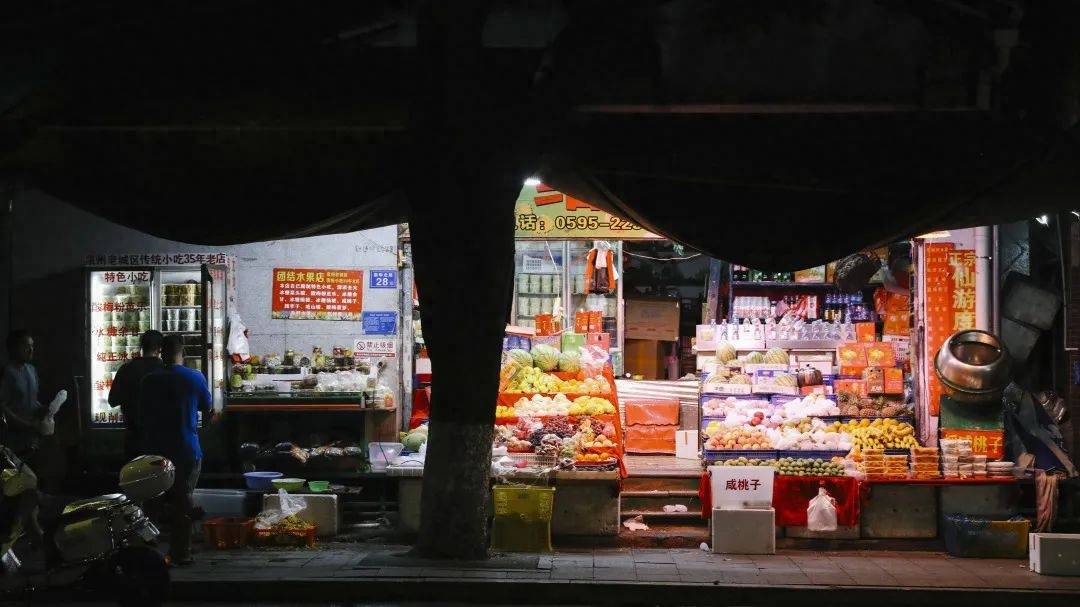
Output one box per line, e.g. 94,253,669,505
934,329,1011,404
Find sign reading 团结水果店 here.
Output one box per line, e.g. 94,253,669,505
272,268,363,320
514,183,660,240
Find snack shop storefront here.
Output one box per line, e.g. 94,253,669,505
694,227,1053,555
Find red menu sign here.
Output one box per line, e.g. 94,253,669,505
924,243,955,416
272,268,363,321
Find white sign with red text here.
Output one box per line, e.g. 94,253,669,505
709,466,774,509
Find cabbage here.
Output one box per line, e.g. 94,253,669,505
531,344,560,371
402,431,427,452
557,351,581,373
507,349,533,368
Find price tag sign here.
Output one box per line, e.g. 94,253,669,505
362,311,398,335
369,270,398,289
708,466,774,509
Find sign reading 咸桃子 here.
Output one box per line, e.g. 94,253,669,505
515,183,660,239
272,268,362,320
939,428,1005,459
708,465,774,508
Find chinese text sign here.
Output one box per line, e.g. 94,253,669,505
272,268,363,321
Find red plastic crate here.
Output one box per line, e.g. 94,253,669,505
203,517,255,550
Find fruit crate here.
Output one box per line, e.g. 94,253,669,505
203,517,255,550
505,452,557,471
254,524,317,548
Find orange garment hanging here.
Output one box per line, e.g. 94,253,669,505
584,248,616,295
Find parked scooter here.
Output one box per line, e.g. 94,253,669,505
0,453,175,606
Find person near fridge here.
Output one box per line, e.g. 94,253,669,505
138,334,213,565
0,330,44,457
107,330,165,460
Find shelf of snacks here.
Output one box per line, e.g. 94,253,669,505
227,345,397,409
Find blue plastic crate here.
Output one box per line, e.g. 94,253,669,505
776,449,848,460
704,449,778,462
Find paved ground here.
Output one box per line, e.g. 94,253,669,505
159,543,1080,606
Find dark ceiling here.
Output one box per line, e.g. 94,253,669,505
2,0,1079,268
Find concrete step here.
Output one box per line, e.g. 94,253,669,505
616,523,710,548
620,491,700,513
621,510,706,523
622,476,701,493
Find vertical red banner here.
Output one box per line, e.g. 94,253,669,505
924,243,955,416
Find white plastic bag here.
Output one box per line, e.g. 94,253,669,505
39,389,68,436
806,487,838,532
227,314,251,359
579,345,610,378
254,489,307,529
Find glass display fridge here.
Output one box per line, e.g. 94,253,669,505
510,240,625,374
85,264,227,428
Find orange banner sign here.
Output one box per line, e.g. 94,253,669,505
924,243,955,415
940,428,1005,460
272,268,362,320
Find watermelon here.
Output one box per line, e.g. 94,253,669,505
507,348,533,368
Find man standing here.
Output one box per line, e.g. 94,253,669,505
139,335,213,566
0,330,44,457
108,330,164,459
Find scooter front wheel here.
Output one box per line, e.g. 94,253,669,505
108,546,170,607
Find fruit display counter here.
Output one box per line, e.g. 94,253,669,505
495,348,626,477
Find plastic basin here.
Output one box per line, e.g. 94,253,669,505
369,442,404,472
308,480,330,493
243,471,283,490
271,478,306,492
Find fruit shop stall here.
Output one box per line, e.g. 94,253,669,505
392,341,627,538
695,331,1023,541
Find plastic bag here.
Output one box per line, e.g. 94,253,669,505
579,345,610,378
38,389,68,437
254,489,307,529
807,487,838,531
227,314,251,359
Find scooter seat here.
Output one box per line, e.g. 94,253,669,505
60,494,129,518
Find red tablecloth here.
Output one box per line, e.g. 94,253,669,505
772,476,860,527
698,473,860,527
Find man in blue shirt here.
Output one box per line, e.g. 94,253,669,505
139,335,213,565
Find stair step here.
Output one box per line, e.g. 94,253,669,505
620,495,700,513
622,476,701,493
621,510,705,521
620,490,699,498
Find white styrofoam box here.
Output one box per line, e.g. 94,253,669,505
1030,533,1080,576
263,494,340,537
193,489,248,539
675,430,699,460
709,465,774,509
712,507,775,555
